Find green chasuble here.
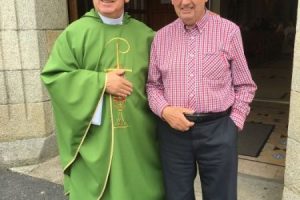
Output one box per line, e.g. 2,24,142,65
41,9,164,200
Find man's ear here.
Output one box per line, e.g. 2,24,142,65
125,0,130,3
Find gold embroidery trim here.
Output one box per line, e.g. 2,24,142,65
97,94,115,200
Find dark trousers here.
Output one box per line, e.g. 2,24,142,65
158,115,238,200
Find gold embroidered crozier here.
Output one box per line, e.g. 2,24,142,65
105,37,132,128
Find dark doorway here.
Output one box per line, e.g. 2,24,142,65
67,0,149,23
67,0,178,30
220,0,297,103
219,0,298,173
221,0,297,69
67,0,214,30
147,0,177,30
68,0,93,22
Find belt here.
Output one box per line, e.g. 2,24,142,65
184,109,230,123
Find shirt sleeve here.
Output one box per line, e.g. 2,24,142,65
146,37,169,118
228,27,257,130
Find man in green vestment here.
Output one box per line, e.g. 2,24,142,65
40,0,164,199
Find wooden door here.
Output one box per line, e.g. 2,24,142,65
67,0,213,30
67,0,149,24
147,0,177,31
126,0,148,23
68,0,93,23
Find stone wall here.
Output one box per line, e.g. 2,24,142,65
0,0,68,167
283,1,300,199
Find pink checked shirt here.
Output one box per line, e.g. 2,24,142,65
146,11,257,130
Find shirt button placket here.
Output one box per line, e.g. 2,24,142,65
187,29,197,110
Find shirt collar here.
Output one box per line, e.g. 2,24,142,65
98,12,124,25
179,9,210,32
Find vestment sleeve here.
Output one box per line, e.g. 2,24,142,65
41,32,107,172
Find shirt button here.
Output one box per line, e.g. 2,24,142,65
190,74,194,77
189,94,194,97
190,36,195,40
190,54,194,57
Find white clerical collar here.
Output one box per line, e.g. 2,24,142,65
98,12,123,25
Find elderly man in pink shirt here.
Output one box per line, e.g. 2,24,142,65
146,0,257,200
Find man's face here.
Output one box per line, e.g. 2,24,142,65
171,0,208,26
93,0,129,19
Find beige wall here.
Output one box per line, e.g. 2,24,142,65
0,0,68,167
283,0,300,198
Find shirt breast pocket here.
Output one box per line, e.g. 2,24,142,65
203,51,229,80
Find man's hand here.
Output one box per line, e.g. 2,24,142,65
162,106,195,132
105,69,133,97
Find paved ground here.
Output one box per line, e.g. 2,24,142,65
195,173,283,200
3,156,284,200
0,169,66,200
